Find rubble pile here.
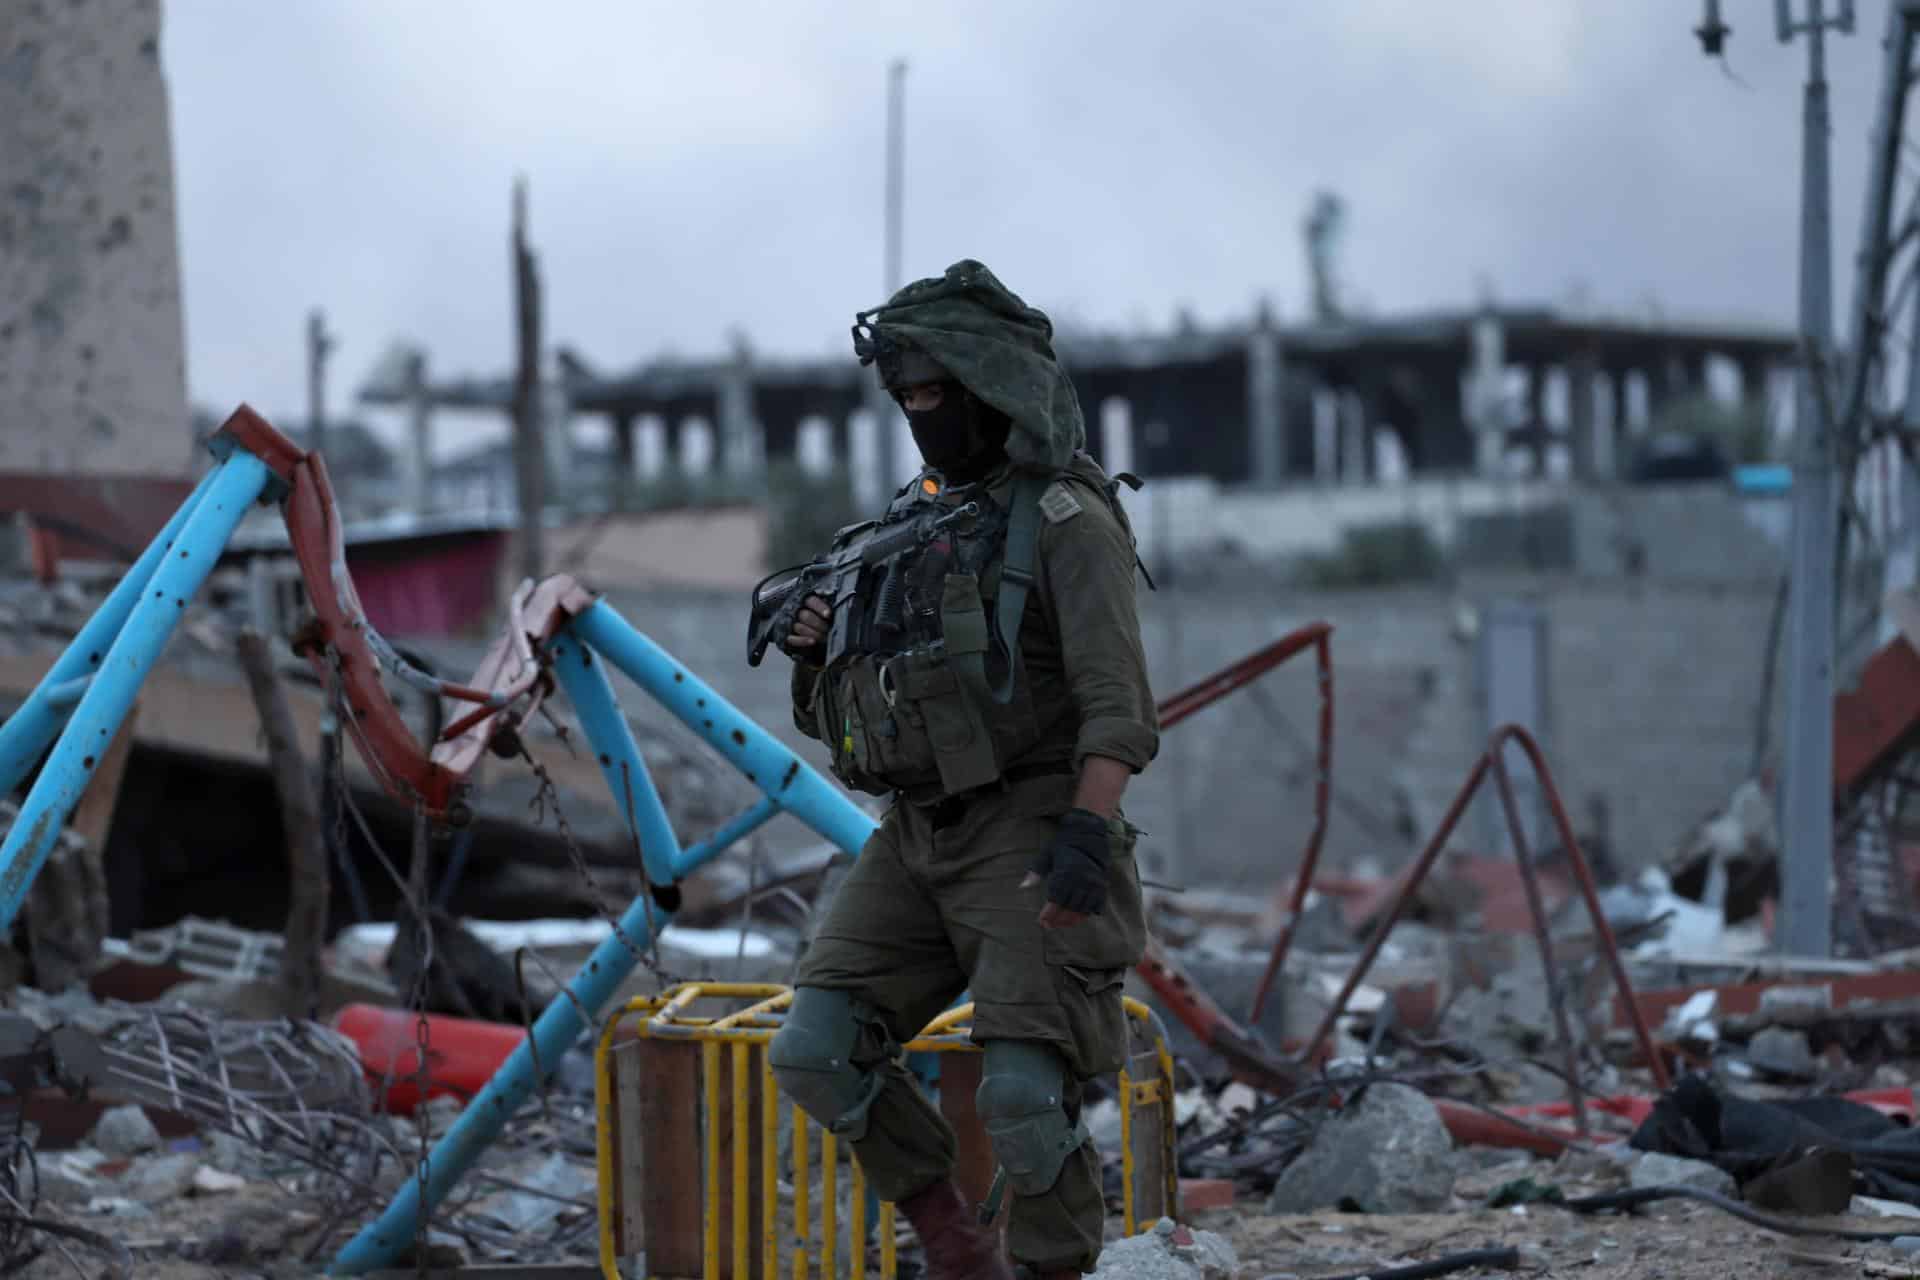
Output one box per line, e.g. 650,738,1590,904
5,554,1920,1278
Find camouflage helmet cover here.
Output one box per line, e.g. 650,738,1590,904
852,259,1086,471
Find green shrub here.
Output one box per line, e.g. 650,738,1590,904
1299,520,1445,587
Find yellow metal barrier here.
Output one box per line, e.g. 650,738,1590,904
595,982,1179,1280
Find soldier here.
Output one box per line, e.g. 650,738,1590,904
763,261,1158,1279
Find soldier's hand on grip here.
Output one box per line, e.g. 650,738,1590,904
1024,807,1109,928
778,593,833,663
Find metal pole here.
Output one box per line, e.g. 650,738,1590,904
869,60,908,498
885,58,906,300
1778,0,1838,957
306,309,333,469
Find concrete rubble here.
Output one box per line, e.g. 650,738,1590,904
1628,1152,1737,1196
1266,1083,1456,1215
0,539,1918,1279
1091,1217,1238,1279
5,749,1920,1279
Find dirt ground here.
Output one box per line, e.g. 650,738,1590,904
1202,1200,1920,1279
15,1174,1920,1278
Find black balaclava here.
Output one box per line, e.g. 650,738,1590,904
903,380,1012,485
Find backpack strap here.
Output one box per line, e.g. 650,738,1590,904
989,471,1047,704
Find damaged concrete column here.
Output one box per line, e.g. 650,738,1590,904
1339,389,1369,483
540,365,573,516
1568,347,1600,481
0,0,190,477
1312,384,1340,483
1607,365,1632,475
1467,310,1506,475
610,411,637,511
718,334,760,480
1524,363,1548,476
1246,299,1286,488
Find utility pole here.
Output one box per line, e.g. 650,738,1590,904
306,308,335,465
1772,0,1852,958
885,59,906,300
510,177,547,584
868,59,909,501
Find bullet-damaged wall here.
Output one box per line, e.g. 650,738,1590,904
0,0,190,476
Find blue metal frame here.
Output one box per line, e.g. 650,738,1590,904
0,454,270,932
0,464,221,793
0,431,885,1275
329,612,877,1271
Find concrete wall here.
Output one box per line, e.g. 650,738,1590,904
1569,488,1784,584
0,0,189,475
1125,474,1564,563
1122,475,1783,589
576,573,1775,897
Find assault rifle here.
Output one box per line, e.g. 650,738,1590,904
747,500,979,668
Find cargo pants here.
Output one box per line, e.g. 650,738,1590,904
794,772,1147,1274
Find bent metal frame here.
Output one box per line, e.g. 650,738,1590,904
0,407,882,1274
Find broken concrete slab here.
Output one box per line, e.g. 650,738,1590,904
1746,1026,1817,1078
1757,984,1833,1027
1091,1217,1238,1279
36,1149,104,1203
127,1151,200,1203
88,1101,160,1156
1266,1082,1455,1215
1628,1152,1735,1196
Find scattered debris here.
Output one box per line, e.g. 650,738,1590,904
1266,1083,1456,1215
1091,1217,1238,1279
89,1103,161,1157
1628,1152,1736,1196
1746,1025,1818,1078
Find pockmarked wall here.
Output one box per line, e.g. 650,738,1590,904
587,574,1775,895
0,0,189,476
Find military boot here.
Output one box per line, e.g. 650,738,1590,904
896,1178,1015,1280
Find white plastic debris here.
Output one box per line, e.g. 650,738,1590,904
1660,989,1720,1044
192,1165,249,1195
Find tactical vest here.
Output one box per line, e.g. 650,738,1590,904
810,454,1139,800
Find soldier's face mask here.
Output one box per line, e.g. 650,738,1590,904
903,381,1011,481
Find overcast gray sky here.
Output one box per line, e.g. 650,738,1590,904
160,1,1895,456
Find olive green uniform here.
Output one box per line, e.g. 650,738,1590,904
790,458,1157,1272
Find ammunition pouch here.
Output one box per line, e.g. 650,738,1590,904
810,567,1041,798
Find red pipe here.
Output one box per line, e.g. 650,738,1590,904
333,1003,526,1114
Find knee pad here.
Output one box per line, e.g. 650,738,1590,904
769,987,886,1142
976,1040,1087,1198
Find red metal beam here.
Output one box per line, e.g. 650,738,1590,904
1292,725,1669,1135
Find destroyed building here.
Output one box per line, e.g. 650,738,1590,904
6,0,1920,1278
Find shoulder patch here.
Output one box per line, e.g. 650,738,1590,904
1038,480,1084,525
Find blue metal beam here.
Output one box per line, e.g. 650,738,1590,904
0,465,219,795
0,454,269,932
546,629,681,888
328,611,875,1274
572,601,878,864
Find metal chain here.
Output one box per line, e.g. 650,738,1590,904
408,803,435,1280
517,744,684,990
